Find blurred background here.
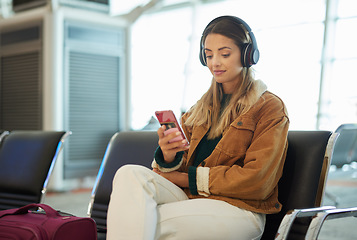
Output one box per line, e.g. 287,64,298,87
1,1,356,238
0,0,356,195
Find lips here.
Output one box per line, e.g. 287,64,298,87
214,70,226,76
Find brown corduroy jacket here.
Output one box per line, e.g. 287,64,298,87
181,90,289,214
154,80,289,214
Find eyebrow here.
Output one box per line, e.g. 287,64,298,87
204,46,232,52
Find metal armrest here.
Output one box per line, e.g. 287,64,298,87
275,206,336,239
0,131,10,142
87,132,120,217
41,131,72,200
305,207,357,239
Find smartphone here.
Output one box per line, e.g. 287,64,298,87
155,110,189,146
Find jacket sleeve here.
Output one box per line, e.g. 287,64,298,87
151,147,184,172
206,97,289,200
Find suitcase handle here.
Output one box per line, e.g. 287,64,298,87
12,203,61,218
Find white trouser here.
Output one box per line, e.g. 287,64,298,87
107,164,265,240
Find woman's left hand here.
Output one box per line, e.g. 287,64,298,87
153,169,189,188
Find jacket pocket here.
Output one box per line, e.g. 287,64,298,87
217,117,256,157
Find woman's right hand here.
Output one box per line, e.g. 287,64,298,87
157,125,189,163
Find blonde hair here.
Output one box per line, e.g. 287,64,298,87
185,67,256,139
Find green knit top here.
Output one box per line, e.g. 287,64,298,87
188,94,231,194
155,94,231,195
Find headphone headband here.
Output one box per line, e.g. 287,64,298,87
199,16,259,68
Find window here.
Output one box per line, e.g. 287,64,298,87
130,8,192,129
130,0,357,132
319,0,357,131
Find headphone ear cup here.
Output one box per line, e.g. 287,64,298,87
199,36,207,66
200,46,207,66
241,43,260,68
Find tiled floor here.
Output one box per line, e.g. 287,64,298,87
44,188,92,218
44,165,357,239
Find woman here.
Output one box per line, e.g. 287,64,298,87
107,15,289,240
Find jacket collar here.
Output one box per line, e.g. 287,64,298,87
236,79,267,108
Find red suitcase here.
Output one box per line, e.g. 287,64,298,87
0,203,97,240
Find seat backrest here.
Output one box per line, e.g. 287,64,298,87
262,131,335,240
90,130,336,239
0,131,69,210
88,131,158,231
331,124,357,167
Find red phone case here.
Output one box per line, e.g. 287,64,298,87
155,110,189,145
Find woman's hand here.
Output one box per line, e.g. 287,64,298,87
157,125,189,163
153,169,189,188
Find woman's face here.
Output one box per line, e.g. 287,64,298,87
204,33,243,94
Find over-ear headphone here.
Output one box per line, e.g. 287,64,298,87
199,16,259,68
